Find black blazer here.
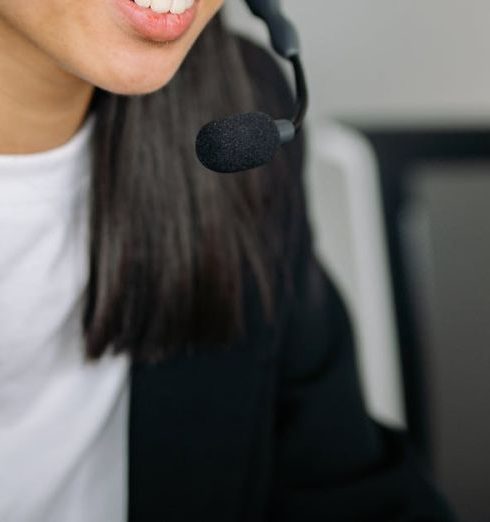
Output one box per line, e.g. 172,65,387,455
127,35,456,522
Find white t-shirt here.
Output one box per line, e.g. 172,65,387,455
0,114,129,522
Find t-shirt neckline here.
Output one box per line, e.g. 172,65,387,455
0,113,96,207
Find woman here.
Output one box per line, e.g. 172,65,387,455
0,1,456,521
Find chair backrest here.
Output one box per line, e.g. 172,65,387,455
306,121,406,429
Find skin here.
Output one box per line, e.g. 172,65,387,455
0,0,224,154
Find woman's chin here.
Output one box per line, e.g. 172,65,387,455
86,54,182,96
98,74,175,96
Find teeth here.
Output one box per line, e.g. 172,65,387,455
169,0,186,13
133,0,195,14
149,0,172,12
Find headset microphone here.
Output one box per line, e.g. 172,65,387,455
195,0,309,173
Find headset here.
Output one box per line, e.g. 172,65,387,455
195,0,309,173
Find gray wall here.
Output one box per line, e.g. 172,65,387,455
225,0,490,125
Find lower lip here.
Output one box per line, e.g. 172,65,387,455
115,0,199,43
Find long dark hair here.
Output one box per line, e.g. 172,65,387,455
83,11,303,362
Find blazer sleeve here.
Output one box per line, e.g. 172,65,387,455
267,217,457,521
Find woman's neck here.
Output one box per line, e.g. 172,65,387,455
0,18,94,155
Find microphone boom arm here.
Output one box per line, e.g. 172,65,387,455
245,0,309,135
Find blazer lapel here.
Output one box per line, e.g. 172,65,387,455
126,325,277,522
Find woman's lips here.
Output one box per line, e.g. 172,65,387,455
115,0,198,42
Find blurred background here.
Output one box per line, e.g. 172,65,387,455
225,2,490,521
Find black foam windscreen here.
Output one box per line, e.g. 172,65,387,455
195,112,281,173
